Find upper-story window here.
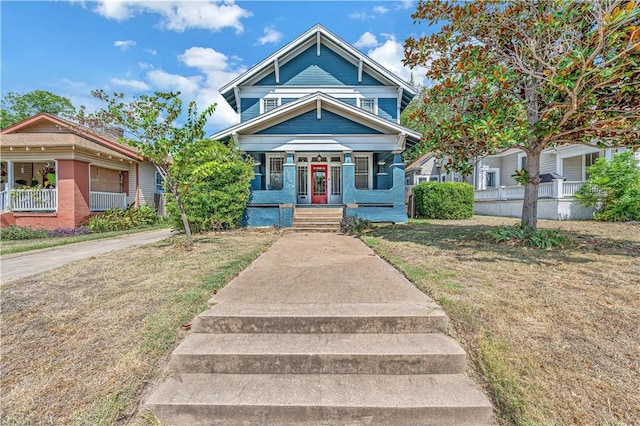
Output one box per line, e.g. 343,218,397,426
263,98,279,113
359,98,375,114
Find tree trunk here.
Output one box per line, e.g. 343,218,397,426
174,192,192,239
521,149,541,231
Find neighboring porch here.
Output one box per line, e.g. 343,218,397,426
243,151,408,228
1,159,130,229
473,179,595,220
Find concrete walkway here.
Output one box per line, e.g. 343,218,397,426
147,232,494,424
0,228,173,284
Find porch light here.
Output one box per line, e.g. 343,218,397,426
317,154,322,162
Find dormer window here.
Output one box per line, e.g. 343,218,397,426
263,98,279,113
359,98,375,113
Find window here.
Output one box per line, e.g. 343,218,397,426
267,155,284,190
429,176,439,182
418,177,429,183
155,172,165,194
331,165,342,195
486,171,497,188
263,98,279,113
354,155,370,189
297,166,308,197
360,98,375,113
585,152,600,180
518,153,527,171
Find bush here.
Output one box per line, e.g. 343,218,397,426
486,223,565,249
413,181,474,219
576,151,640,221
0,225,48,240
88,205,159,232
340,216,371,235
167,140,254,233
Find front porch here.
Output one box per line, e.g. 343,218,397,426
243,151,408,228
473,179,596,220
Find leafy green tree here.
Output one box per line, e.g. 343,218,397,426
404,0,640,230
80,90,215,239
576,150,640,221
1,90,76,128
167,140,254,233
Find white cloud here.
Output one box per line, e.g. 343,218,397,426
373,6,389,14
114,40,136,51
354,32,379,49
348,11,372,21
366,35,429,86
257,26,283,46
176,46,248,130
395,0,415,10
145,48,157,56
93,1,252,33
111,78,150,91
146,69,202,94
138,62,153,70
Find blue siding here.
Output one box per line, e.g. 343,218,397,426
338,98,357,106
256,109,383,135
255,45,383,86
241,98,260,121
282,98,297,104
378,98,397,121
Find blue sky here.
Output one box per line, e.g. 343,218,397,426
1,1,434,133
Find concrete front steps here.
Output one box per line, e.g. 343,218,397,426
291,207,343,232
146,303,494,425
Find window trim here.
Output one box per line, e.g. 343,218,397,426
358,98,376,114
266,154,285,190
517,152,527,171
261,97,280,114
485,168,500,188
353,153,373,190
155,171,165,194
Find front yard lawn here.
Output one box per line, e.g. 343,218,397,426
0,230,279,425
364,216,640,425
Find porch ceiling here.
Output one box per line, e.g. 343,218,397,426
272,139,351,152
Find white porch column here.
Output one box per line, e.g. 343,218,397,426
552,179,564,199
479,165,489,190
6,160,14,191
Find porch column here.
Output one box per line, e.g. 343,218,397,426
389,151,404,189
342,151,356,204
57,159,90,228
6,161,14,192
281,151,296,201
552,179,564,199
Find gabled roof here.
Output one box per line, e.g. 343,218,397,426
210,92,422,147
406,152,435,171
219,24,417,112
1,113,142,161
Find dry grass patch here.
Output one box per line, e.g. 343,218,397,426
363,216,639,425
0,230,279,425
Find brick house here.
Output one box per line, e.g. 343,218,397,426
1,113,158,230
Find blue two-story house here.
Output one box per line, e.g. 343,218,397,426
211,25,421,228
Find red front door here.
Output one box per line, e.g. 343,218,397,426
311,164,328,204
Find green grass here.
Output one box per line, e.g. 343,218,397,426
0,224,170,256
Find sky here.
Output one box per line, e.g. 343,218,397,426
0,0,435,134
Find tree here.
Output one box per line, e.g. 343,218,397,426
576,150,640,221
167,139,254,233
1,90,77,128
81,90,215,239
404,0,640,230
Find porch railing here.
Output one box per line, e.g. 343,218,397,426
90,191,127,212
10,188,58,212
474,181,586,201
1,190,10,212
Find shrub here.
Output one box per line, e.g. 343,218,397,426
413,181,474,219
47,227,91,237
486,224,565,249
88,205,159,232
576,151,640,221
340,216,371,235
167,140,254,233
0,225,48,240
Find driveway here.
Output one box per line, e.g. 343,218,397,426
0,228,173,283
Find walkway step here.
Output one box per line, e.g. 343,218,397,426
192,303,447,334
146,373,494,426
170,333,466,374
